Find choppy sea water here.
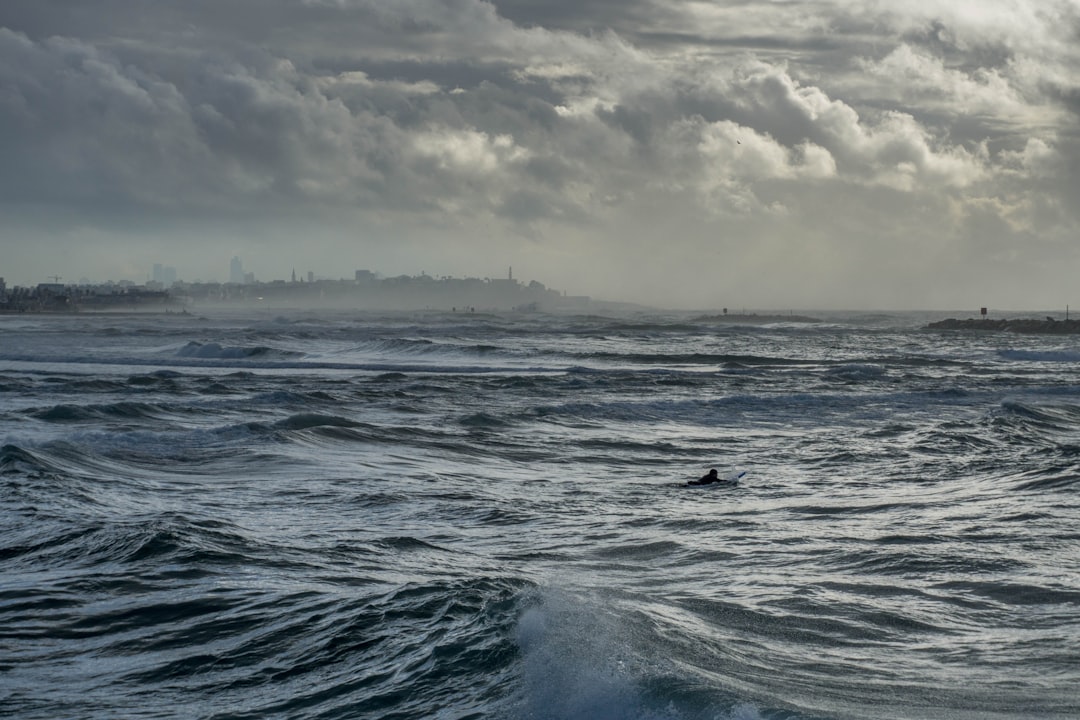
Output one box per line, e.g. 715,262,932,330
1,308,1078,720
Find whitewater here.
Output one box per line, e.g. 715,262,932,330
1,308,1078,720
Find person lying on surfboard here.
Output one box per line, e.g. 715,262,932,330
688,468,721,485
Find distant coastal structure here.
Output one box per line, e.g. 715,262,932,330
927,316,1080,334
0,282,174,313
0,269,591,314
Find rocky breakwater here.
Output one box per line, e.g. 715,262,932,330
927,317,1080,334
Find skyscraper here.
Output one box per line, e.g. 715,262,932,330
152,263,178,287
230,256,244,284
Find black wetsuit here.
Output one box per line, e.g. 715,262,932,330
688,470,720,486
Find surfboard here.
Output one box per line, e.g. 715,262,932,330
684,470,746,488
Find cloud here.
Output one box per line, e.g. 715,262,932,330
853,44,1067,135
1000,138,1064,179
0,1,1078,308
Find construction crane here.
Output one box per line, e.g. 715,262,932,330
48,275,62,283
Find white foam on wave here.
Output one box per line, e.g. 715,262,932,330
176,341,299,360
824,363,886,381
511,589,766,720
514,596,657,720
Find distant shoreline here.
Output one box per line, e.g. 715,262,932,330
0,306,183,316
927,317,1080,334
0,307,831,322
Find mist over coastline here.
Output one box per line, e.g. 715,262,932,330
5,263,1078,321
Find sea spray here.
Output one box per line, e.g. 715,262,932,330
511,588,775,720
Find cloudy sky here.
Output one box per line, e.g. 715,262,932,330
1,1,1078,309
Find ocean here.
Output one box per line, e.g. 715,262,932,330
1,308,1078,720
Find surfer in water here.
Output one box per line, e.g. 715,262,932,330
688,468,721,486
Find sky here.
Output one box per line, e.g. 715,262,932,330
1,0,1078,310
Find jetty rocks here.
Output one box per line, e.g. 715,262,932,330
927,317,1080,334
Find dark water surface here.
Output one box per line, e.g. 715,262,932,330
2,309,1078,719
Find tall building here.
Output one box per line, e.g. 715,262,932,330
152,263,179,287
230,256,244,284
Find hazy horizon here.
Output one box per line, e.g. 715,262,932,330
2,1,1079,310
8,272,1078,317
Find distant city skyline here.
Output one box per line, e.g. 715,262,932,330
0,257,531,291
0,261,591,314
2,258,542,292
